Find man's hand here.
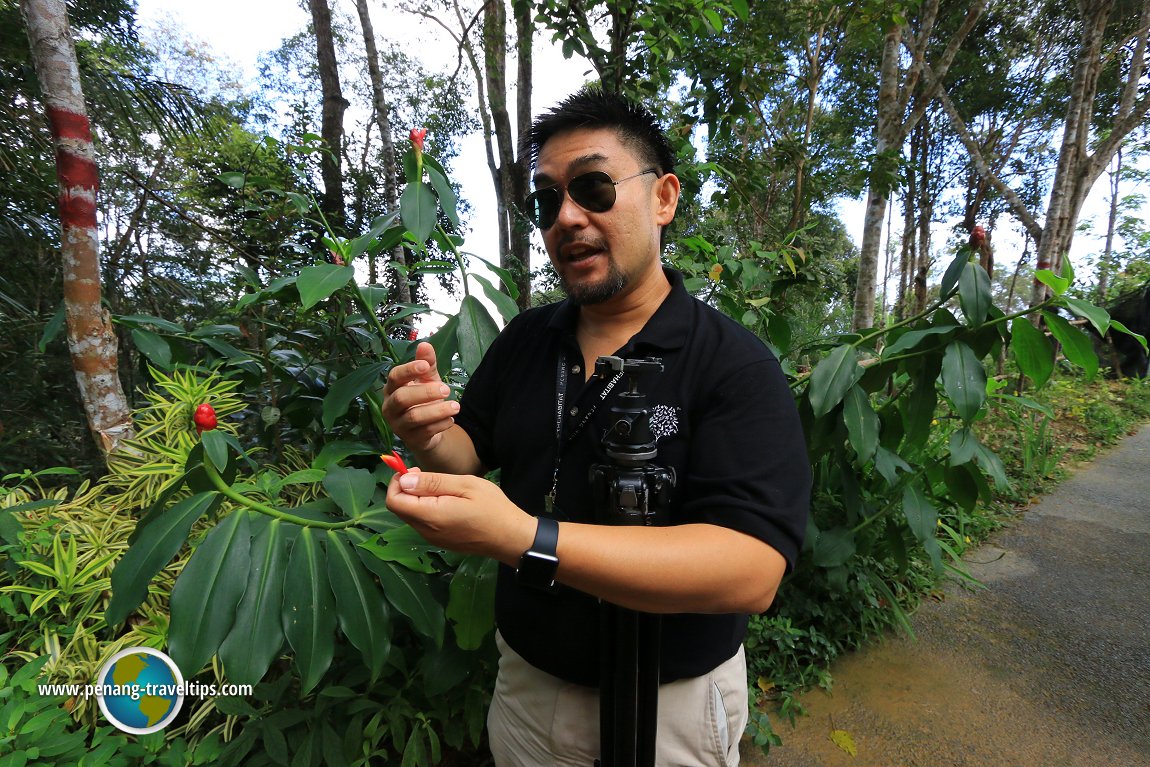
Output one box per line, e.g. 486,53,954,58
386,470,535,566
382,342,459,452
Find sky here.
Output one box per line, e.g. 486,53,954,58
134,0,1133,326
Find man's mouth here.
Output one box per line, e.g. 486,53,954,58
561,243,606,264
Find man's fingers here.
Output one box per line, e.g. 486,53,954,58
396,471,467,498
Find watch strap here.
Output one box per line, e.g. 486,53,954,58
531,517,559,557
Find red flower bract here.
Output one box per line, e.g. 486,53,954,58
409,127,427,154
193,403,217,434
407,329,419,341
381,450,408,475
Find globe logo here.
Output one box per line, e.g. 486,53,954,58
95,647,185,734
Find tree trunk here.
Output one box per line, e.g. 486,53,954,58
354,0,410,302
308,0,349,235
1096,146,1122,302
21,0,134,457
852,24,902,331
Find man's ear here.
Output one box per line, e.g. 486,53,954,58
654,173,681,227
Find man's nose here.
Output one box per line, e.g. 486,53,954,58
552,189,590,229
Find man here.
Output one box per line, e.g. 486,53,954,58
382,89,810,766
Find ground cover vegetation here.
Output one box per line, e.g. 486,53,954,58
3,0,1150,763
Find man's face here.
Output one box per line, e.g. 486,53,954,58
532,127,678,305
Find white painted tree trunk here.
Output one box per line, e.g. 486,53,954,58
21,0,134,457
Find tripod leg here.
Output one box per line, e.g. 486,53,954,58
600,603,616,767
636,615,660,767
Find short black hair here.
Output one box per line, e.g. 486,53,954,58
522,87,676,177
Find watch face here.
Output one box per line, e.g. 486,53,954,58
517,551,559,590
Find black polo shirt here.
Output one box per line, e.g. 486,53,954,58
455,267,810,686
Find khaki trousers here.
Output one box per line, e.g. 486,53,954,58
487,632,748,766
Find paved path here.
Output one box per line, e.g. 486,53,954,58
743,424,1150,766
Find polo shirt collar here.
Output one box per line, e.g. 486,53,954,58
545,266,691,351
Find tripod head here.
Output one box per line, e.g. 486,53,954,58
594,356,664,466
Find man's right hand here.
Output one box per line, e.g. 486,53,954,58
382,342,461,452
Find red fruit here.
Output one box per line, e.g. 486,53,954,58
381,450,408,475
193,403,217,434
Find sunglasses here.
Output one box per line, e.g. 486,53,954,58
524,168,658,230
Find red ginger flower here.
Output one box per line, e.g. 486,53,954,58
408,329,419,341
969,225,987,251
193,403,217,434
409,127,427,155
381,450,408,475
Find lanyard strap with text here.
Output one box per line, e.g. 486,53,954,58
548,352,624,504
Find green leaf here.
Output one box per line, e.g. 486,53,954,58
1034,269,1069,296
456,295,500,375
357,526,439,573
169,511,252,675
938,251,967,298
446,556,497,650
201,429,229,473
106,492,221,626
297,264,355,311
400,182,438,244
470,254,520,302
116,315,187,334
842,386,879,464
313,441,380,470
882,325,957,358
1064,297,1110,337
428,314,460,379
322,465,377,519
901,484,937,545
219,518,293,686
941,341,986,424
325,531,391,680
37,302,65,353
218,172,245,188
811,526,856,568
874,446,911,485
321,362,389,430
131,328,172,369
1043,311,1098,379
351,529,444,646
808,345,863,417
425,164,459,229
1110,319,1148,351
470,272,520,325
1010,318,1054,387
958,262,992,325
282,528,336,694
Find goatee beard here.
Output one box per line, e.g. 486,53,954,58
560,263,628,305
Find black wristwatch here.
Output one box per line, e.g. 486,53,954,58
517,517,559,591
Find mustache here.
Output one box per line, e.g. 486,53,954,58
556,235,609,256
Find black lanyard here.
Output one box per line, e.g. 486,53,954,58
548,352,624,506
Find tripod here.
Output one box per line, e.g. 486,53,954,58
589,356,675,767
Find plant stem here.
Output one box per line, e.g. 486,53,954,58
202,459,356,530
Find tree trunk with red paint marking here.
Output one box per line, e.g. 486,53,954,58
20,0,134,457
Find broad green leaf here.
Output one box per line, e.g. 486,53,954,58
901,484,937,545
1010,318,1054,387
131,328,172,369
901,369,938,453
201,429,229,473
1064,297,1110,336
425,164,459,228
282,528,336,694
106,492,221,626
322,465,377,520
1110,319,1148,351
219,518,293,686
882,325,956,358
471,272,520,325
169,510,252,675
351,529,444,646
944,465,979,514
358,525,439,573
297,264,355,310
874,446,911,485
1034,269,1069,296
218,172,245,188
116,314,186,333
400,182,438,244
274,469,326,494
842,386,879,464
811,526,856,568
446,556,497,650
808,345,863,417
313,441,379,470
429,314,460,379
958,262,992,325
346,211,400,261
949,427,979,465
38,302,65,353
938,251,967,298
941,341,986,424
321,362,389,430
973,440,1010,490
325,531,391,680
470,253,520,302
1043,311,1098,379
456,295,500,375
